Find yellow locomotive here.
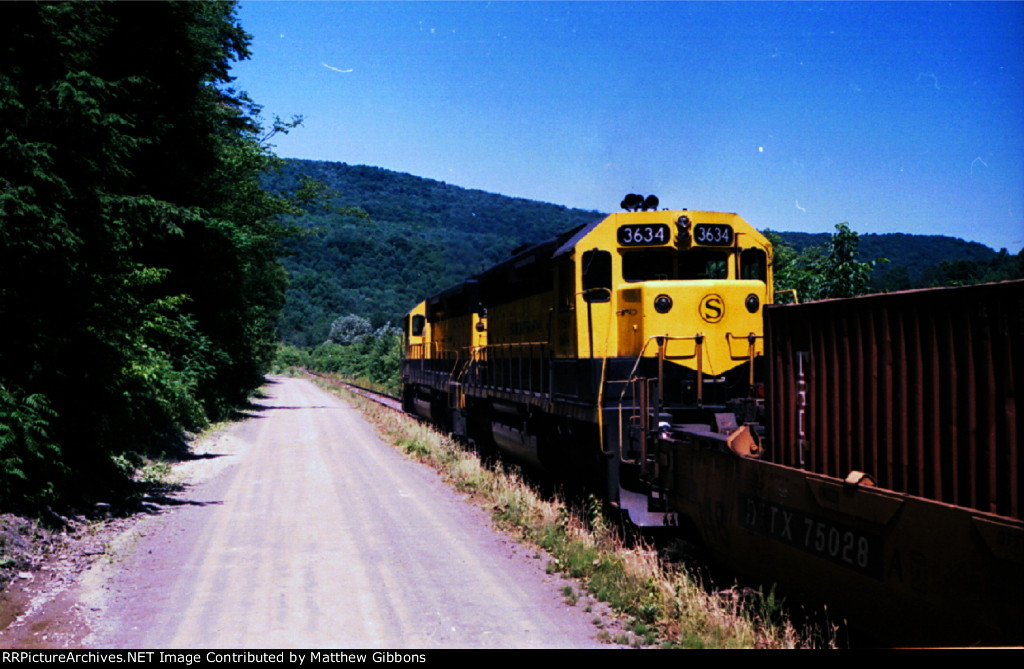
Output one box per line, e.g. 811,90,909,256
402,197,773,524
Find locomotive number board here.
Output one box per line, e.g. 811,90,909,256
693,223,734,246
617,224,671,246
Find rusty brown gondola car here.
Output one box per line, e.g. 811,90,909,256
650,280,1023,645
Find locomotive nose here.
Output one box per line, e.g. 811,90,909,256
616,282,766,375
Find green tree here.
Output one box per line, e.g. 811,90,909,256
0,1,291,506
362,324,403,391
817,222,881,298
920,248,1024,287
768,224,882,302
327,314,374,345
304,322,403,395
766,231,823,302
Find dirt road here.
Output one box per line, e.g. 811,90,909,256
3,377,613,648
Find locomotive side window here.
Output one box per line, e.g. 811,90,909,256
740,248,768,282
622,250,674,282
411,314,426,337
680,250,729,280
581,249,611,302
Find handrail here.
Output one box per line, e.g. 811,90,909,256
476,341,550,351
725,332,764,388
618,334,706,401
467,342,551,394
774,288,799,304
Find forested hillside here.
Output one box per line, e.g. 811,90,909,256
776,231,1018,291
0,2,291,507
266,160,602,345
271,159,1020,345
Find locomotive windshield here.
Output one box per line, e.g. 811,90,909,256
622,247,767,282
622,250,674,281
680,251,729,280
622,249,731,282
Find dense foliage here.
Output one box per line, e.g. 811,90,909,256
769,223,884,302
265,160,603,345
274,317,403,396
775,230,1021,293
0,2,291,507
770,224,1022,302
308,315,403,395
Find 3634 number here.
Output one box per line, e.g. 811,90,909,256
618,224,670,246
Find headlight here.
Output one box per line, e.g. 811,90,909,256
654,294,673,314
745,294,760,313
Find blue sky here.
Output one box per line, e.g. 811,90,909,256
230,1,1024,252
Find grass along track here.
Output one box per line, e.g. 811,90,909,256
305,372,403,411
310,372,829,648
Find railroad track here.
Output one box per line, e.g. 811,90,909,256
303,371,403,411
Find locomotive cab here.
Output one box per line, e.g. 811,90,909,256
571,210,774,521
401,300,433,416
613,213,771,405
568,210,772,408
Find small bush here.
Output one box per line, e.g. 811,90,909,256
397,437,431,458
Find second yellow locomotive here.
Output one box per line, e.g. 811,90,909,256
402,198,773,524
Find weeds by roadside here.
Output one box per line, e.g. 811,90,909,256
315,376,824,648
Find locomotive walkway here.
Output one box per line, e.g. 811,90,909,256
5,377,609,648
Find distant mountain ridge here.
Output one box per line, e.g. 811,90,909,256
267,159,1006,345
776,231,999,285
